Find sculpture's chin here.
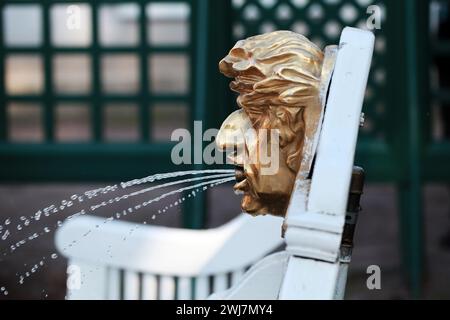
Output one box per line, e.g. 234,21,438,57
241,194,288,217
241,194,263,215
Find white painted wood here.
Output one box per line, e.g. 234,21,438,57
160,276,176,300
194,276,209,300
308,27,374,216
177,276,192,300
141,274,158,300
123,271,140,300
66,260,107,300
285,222,342,262
334,263,349,300
213,274,228,293
278,256,340,300
56,214,283,277
284,27,374,264
231,269,245,286
106,267,121,300
209,252,290,300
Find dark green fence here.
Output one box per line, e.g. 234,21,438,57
1,0,449,297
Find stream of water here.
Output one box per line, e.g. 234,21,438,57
0,169,237,298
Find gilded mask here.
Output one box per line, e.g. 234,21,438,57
216,31,330,217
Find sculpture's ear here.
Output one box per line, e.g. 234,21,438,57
288,107,305,134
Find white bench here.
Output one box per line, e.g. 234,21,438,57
56,26,374,300
56,213,283,299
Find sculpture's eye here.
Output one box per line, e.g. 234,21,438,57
276,110,286,121
230,48,247,59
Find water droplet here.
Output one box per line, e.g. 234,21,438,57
4,291,8,296
17,225,22,231
51,253,58,259
24,220,30,226
1,286,5,291
5,219,11,225
1,230,10,241
152,215,156,220
44,227,50,233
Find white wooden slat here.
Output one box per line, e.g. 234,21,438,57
212,273,227,293
177,277,191,300
194,276,209,300
231,269,245,286
141,274,157,300
106,267,121,300
308,27,374,216
160,276,176,300
212,252,290,300
123,271,140,300
279,256,340,300
66,260,108,300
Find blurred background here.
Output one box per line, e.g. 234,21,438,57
0,0,449,300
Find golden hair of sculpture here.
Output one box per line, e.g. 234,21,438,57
216,30,334,217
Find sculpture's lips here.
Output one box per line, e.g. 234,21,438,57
235,166,245,182
234,166,247,195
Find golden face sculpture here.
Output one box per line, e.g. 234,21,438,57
216,31,326,217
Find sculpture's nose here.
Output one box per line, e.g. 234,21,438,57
216,109,252,152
